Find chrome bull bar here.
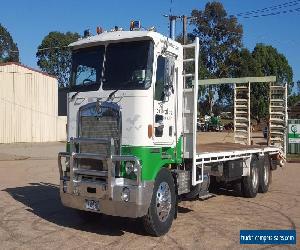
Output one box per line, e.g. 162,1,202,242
58,137,142,199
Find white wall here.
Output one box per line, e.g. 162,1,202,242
0,64,67,143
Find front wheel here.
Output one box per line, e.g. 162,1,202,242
142,168,176,236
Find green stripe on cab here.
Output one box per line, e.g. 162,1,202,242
121,137,182,181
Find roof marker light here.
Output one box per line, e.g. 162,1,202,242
148,26,156,32
130,20,141,31
96,26,103,35
83,29,91,38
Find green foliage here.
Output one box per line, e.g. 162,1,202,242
288,94,300,107
188,2,293,120
249,44,293,121
288,80,300,107
258,96,267,120
234,48,262,77
189,1,243,113
253,44,293,92
0,23,19,63
190,1,243,77
253,44,293,83
36,31,80,87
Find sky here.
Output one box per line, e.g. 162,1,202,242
1,0,300,85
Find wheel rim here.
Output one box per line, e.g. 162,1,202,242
251,165,258,189
264,164,269,185
156,181,172,222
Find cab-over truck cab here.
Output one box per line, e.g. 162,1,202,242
58,30,185,235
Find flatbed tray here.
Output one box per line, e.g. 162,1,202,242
197,142,266,153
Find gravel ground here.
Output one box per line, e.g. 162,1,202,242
0,141,299,249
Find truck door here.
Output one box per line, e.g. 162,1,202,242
153,55,176,145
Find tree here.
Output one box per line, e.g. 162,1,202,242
251,44,293,121
288,93,300,107
253,44,293,90
36,31,80,87
288,80,300,107
234,48,261,78
190,1,243,114
0,23,19,63
235,44,293,121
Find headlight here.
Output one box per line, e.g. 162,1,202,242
63,157,70,177
65,158,70,171
121,187,130,202
63,180,68,193
125,161,138,175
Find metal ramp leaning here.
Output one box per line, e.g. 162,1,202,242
269,82,288,156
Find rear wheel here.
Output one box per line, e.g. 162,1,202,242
241,156,259,198
142,168,176,236
259,155,272,193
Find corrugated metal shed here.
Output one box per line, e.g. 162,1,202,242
0,63,67,143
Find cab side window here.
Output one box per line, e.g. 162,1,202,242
154,56,166,101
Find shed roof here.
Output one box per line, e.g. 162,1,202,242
0,62,56,79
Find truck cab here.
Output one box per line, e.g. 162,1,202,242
59,29,185,235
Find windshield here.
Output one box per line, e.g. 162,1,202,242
70,46,105,92
102,40,153,90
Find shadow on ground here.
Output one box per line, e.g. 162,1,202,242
4,182,149,236
209,181,243,198
3,182,245,237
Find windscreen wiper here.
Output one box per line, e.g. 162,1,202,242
70,91,80,101
106,89,119,101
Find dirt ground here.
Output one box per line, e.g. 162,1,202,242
0,138,299,249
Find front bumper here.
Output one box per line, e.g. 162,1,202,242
58,137,153,218
60,179,153,218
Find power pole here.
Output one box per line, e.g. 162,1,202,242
182,15,188,45
164,14,183,40
169,15,177,40
164,14,189,44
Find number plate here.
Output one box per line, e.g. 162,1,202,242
85,199,100,211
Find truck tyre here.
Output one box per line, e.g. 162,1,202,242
258,155,272,193
241,156,259,198
142,168,176,236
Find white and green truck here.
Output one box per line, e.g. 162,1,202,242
58,25,285,236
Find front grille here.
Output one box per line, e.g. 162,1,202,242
80,116,119,155
77,102,121,171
